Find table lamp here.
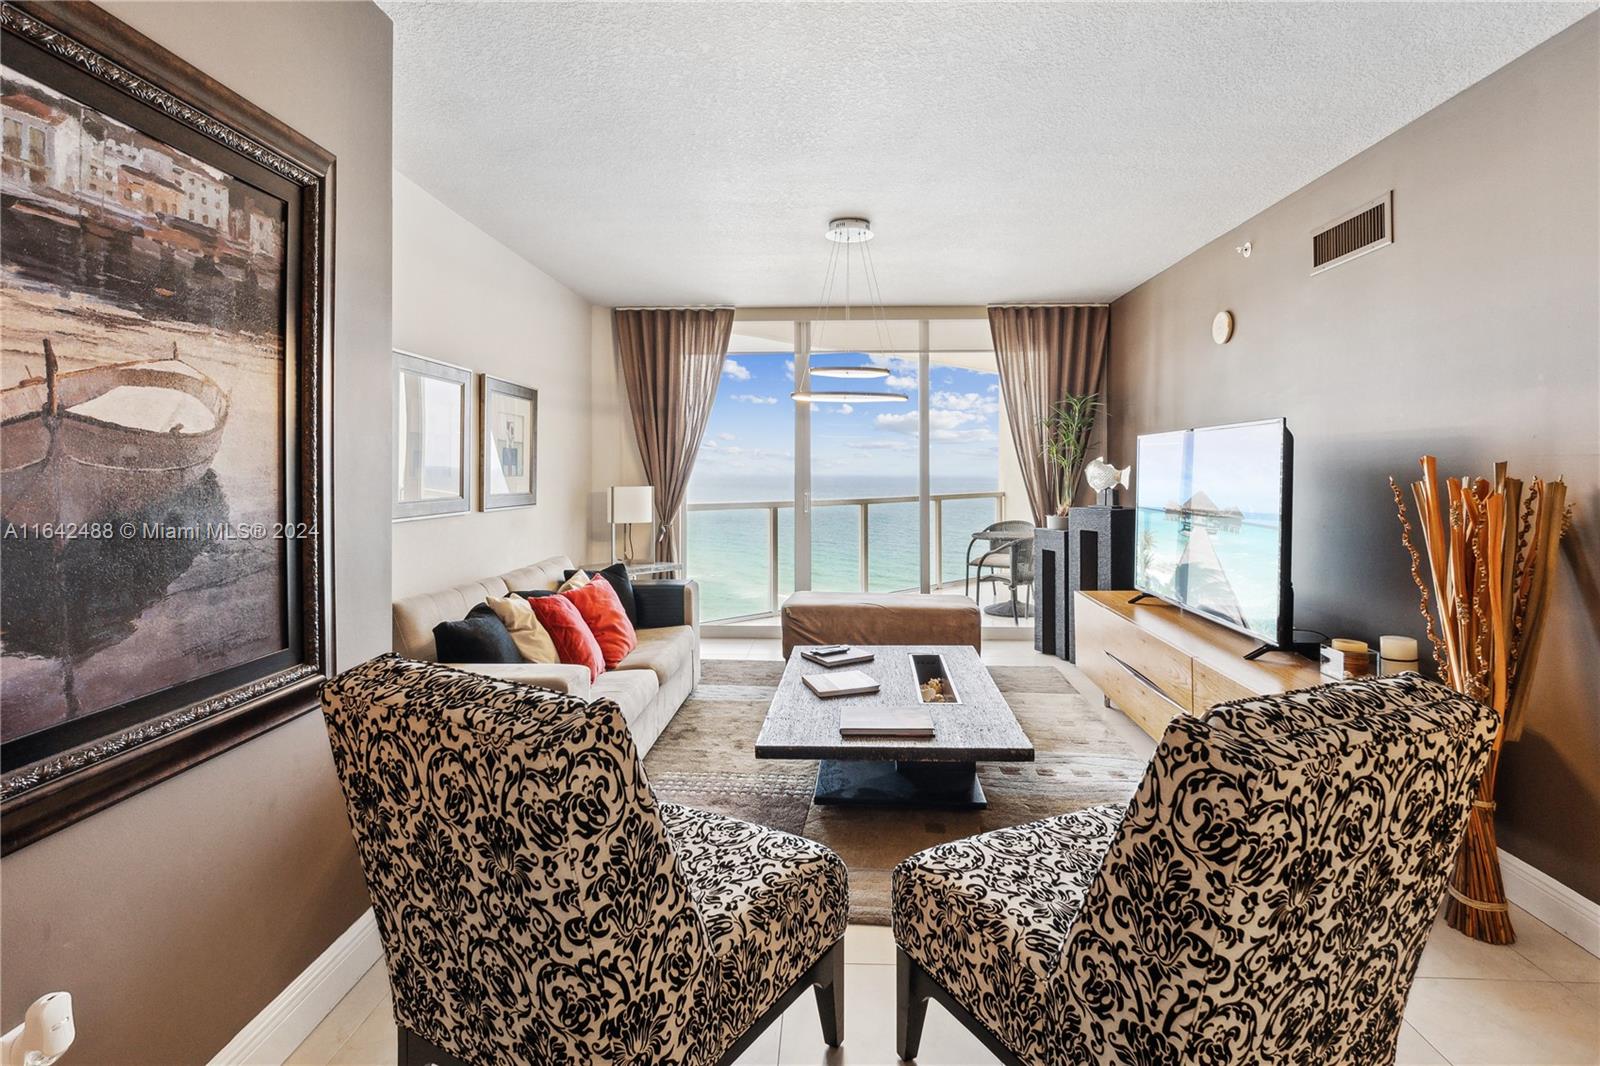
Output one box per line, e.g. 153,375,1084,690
609,485,654,563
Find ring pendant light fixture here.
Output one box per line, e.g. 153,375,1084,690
790,217,908,405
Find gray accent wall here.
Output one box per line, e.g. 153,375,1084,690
0,3,393,1062
1110,15,1599,900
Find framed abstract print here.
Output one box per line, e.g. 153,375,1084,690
479,374,536,510
393,351,471,519
0,2,333,852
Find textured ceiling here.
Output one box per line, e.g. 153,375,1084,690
383,2,1593,305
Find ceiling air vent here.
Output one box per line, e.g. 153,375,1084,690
1311,191,1392,274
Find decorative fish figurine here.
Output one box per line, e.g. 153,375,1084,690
1084,456,1131,494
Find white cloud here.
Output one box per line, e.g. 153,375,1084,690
695,442,793,472
722,359,751,381
832,404,854,415
732,393,777,405
935,426,998,443
876,411,920,434
865,353,915,372
933,391,999,417
718,431,736,441
784,358,795,381
876,408,997,443
861,353,919,390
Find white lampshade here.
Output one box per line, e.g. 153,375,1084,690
609,485,654,524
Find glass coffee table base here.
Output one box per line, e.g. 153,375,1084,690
813,759,986,809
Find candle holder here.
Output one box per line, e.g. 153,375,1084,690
1320,639,1374,680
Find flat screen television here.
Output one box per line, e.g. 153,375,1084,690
1133,417,1294,651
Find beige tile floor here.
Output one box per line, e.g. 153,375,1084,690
290,639,1600,1066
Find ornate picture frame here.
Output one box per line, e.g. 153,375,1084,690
479,374,537,510
0,1,333,853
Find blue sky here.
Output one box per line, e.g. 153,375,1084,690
1135,419,1287,517
690,351,1002,499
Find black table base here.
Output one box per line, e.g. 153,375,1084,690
982,599,1033,618
812,759,986,809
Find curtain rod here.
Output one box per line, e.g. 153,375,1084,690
612,302,1108,313
734,305,987,320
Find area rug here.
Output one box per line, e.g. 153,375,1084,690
644,659,1149,925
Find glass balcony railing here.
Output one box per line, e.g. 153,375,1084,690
684,492,1005,623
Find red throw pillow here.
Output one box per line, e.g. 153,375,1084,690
563,576,638,669
527,593,606,681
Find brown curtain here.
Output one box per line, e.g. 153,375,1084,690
613,307,734,559
988,305,1110,524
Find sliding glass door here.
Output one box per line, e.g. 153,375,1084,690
686,313,1008,624
797,318,923,594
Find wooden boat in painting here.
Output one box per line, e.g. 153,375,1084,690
1,340,230,527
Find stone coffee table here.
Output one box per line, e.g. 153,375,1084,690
754,644,1034,809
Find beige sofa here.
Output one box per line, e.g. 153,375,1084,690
392,555,699,757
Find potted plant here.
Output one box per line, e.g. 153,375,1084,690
1040,393,1101,529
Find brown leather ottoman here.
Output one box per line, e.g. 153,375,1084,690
780,592,982,658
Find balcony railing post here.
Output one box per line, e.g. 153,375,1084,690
767,504,779,614
932,497,943,587
858,502,869,592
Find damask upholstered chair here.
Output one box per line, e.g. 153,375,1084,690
892,674,1497,1066
322,655,848,1066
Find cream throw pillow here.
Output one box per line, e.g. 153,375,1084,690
485,595,558,663
557,569,591,593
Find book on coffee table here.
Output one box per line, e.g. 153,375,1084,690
838,706,935,738
802,669,881,699
801,646,876,667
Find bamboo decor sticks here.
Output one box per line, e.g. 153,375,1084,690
1389,456,1570,944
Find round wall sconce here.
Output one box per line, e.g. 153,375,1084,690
1212,310,1235,345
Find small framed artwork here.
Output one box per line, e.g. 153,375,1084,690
394,351,471,519
480,375,537,509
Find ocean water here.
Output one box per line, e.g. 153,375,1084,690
1134,506,1284,641
685,474,1005,621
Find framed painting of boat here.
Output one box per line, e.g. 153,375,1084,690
0,2,332,852
479,374,537,510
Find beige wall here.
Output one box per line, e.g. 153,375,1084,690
1109,15,1600,900
391,174,593,597
0,3,394,1063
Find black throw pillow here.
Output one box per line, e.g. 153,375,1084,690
512,590,557,598
432,602,521,663
562,563,638,625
